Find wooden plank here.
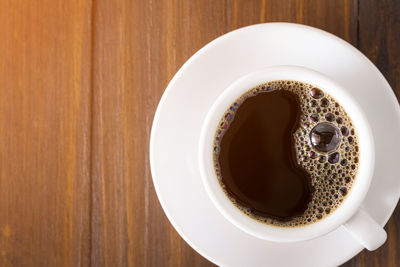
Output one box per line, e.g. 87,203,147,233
342,0,400,266
90,1,131,265
91,0,358,266
0,0,92,266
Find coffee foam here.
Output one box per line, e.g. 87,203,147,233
212,80,359,227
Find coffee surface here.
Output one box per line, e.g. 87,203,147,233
213,81,359,227
217,90,312,220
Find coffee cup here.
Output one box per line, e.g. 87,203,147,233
199,65,386,250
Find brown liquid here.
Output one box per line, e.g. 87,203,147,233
218,90,313,221
213,81,359,227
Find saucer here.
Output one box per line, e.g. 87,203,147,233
150,23,400,266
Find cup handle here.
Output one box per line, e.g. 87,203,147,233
342,208,387,251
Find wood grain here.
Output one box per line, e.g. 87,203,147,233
0,0,399,266
0,0,92,266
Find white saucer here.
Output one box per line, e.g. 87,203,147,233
150,23,400,267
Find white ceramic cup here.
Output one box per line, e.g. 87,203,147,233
199,66,387,250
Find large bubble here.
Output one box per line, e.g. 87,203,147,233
310,122,341,152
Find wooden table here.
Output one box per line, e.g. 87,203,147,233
0,0,398,266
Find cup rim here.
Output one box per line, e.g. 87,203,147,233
198,65,375,242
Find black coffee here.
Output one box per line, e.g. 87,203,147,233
213,81,359,227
